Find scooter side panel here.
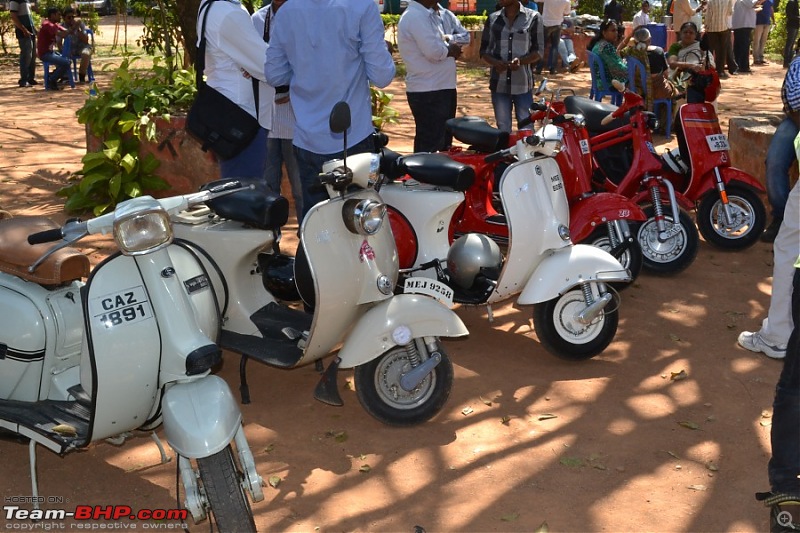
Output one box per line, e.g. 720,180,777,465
517,244,629,304
492,157,570,302
80,254,161,441
0,278,47,402
167,243,220,341
336,294,468,368
300,190,398,362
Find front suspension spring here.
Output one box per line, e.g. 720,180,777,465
606,220,620,248
650,185,663,217
405,339,421,367
582,283,595,306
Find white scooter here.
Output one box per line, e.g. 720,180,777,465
376,129,630,360
170,102,468,426
0,188,266,531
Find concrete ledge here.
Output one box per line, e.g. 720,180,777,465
727,116,781,189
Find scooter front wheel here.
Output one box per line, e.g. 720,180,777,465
533,286,620,360
197,445,256,533
637,207,699,274
355,339,453,426
697,185,766,249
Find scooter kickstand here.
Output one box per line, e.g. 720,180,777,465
314,357,344,406
150,432,170,464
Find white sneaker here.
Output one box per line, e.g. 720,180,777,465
737,331,787,360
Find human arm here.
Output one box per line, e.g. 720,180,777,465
217,7,269,82
479,15,509,71
442,9,471,45
360,1,396,87
404,8,457,64
597,40,628,83
9,10,32,37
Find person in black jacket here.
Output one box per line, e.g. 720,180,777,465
784,0,800,68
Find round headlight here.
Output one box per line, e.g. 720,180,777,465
342,198,387,236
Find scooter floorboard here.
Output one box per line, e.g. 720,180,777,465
0,399,90,453
220,302,312,368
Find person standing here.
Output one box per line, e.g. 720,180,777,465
604,0,624,25
36,8,69,91
752,0,774,65
9,0,37,88
480,0,543,133
264,0,395,221
252,0,303,222
784,0,799,68
731,0,763,74
633,0,652,28
197,0,270,181
704,0,736,78
397,0,466,153
538,0,571,74
673,0,705,38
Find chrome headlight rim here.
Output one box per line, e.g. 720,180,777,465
342,198,387,236
113,200,173,256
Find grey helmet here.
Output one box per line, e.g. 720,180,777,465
446,233,502,289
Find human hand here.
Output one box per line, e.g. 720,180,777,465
509,57,521,70
447,42,462,59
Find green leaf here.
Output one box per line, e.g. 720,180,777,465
120,153,137,174
78,172,111,194
500,513,520,522
93,202,113,217
559,456,584,468
109,173,122,199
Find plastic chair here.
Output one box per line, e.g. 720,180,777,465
586,50,622,105
43,38,75,90
626,56,672,137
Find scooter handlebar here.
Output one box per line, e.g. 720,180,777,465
27,228,63,245
484,148,511,163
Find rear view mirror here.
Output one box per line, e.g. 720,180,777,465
329,101,351,134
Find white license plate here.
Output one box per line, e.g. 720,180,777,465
89,285,154,329
706,133,730,152
403,277,454,307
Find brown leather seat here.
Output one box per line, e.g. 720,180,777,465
0,217,90,285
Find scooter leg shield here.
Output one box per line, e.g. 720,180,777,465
162,375,242,459
517,245,630,304
336,294,468,369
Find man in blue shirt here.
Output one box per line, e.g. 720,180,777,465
265,0,395,221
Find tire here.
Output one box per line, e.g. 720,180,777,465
355,339,453,426
696,185,766,249
532,285,619,360
585,227,643,287
637,206,699,274
197,445,256,533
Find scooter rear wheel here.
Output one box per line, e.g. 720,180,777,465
197,445,256,533
697,185,766,249
637,206,699,274
533,286,620,360
355,340,453,426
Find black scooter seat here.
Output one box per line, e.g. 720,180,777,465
446,116,510,153
564,95,627,133
398,153,475,191
202,178,289,231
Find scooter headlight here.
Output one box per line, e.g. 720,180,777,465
342,198,386,236
113,198,173,255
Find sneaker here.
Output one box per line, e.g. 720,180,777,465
17,81,30,88
738,331,787,359
762,217,783,243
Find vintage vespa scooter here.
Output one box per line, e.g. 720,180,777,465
171,103,468,426
376,129,631,360
0,187,266,531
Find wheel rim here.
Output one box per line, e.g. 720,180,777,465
591,234,633,271
372,347,436,410
637,217,687,264
551,291,606,344
706,196,757,239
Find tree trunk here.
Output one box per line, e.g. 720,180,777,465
175,0,201,66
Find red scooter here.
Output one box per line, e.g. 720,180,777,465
557,90,701,273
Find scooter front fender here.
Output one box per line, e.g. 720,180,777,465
162,375,242,459
337,294,468,368
569,194,648,243
693,167,768,200
517,245,630,304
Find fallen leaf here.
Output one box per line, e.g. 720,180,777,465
479,396,492,406
670,370,688,381
559,456,584,468
268,475,281,488
359,464,371,473
705,461,719,472
500,513,519,522
534,521,549,532
51,424,77,437
687,484,707,491
501,415,511,425
666,450,680,459
264,443,275,453
678,421,700,430
344,379,353,390
538,413,558,421
761,410,772,419
669,333,681,342
461,407,474,416
760,420,772,427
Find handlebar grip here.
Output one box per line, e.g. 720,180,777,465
27,228,63,245
484,151,507,163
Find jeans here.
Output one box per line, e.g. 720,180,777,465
543,25,562,72
491,90,533,133
732,27,753,72
707,29,734,74
294,134,375,222
768,266,800,494
765,116,798,219
18,35,36,84
784,27,799,67
264,136,303,220
752,24,770,63
558,38,576,68
406,89,457,153
41,51,71,85
219,127,268,181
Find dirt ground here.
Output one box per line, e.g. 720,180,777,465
0,16,794,532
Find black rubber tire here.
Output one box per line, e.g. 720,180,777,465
197,445,256,533
697,185,766,249
355,340,453,426
584,227,643,288
637,206,699,274
532,287,620,360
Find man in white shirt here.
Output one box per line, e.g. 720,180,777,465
539,0,572,74
633,0,652,27
398,0,466,153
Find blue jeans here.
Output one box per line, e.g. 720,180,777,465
768,267,800,494
18,35,36,84
219,127,268,181
544,25,562,72
41,51,71,85
264,137,303,220
294,135,375,222
491,91,534,133
764,117,797,220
